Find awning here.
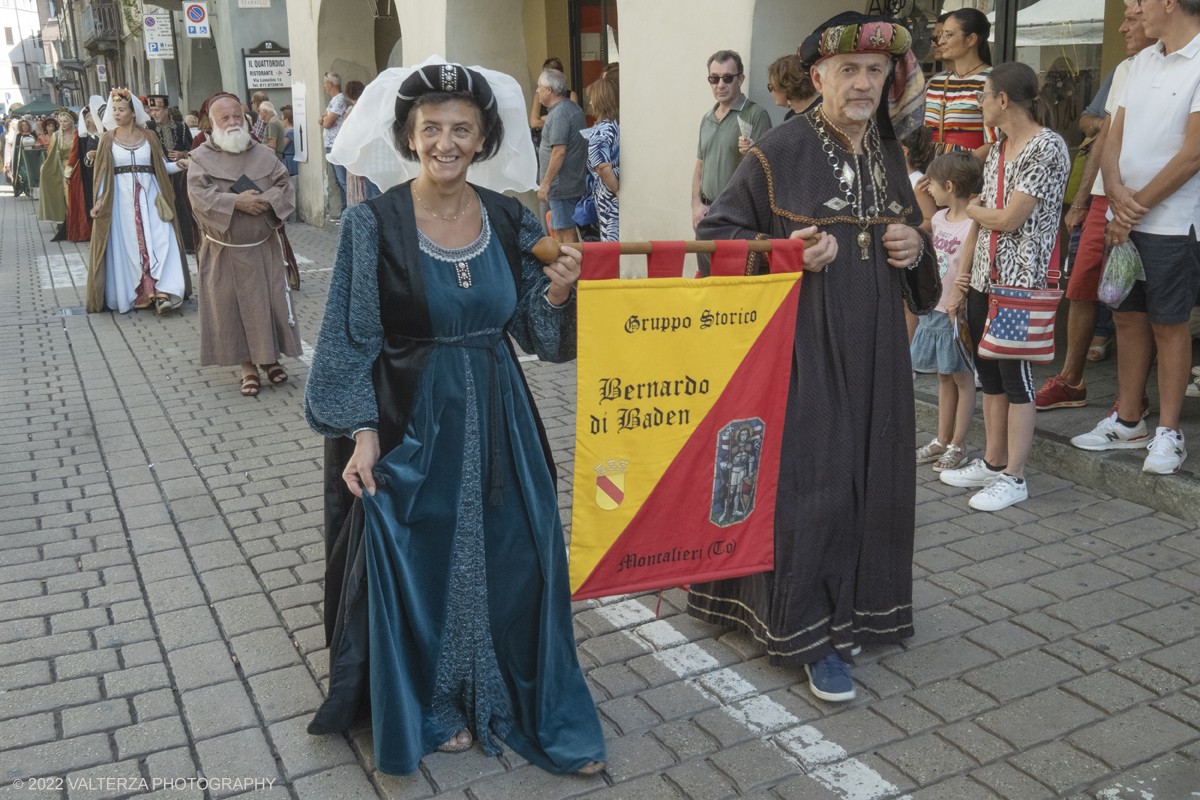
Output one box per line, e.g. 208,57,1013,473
988,0,1106,47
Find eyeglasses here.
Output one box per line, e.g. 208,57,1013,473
973,90,1000,103
767,83,775,92
707,74,742,85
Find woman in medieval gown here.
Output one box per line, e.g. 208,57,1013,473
304,61,606,778
65,99,103,242
38,114,71,223
85,89,191,315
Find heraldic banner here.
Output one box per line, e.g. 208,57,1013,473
569,271,803,600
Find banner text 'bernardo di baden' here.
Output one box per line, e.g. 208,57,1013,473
569,272,802,599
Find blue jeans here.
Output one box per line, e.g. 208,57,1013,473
326,146,347,209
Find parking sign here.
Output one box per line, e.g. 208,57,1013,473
184,3,210,38
144,14,174,59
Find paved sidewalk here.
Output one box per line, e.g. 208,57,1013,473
1,185,1198,800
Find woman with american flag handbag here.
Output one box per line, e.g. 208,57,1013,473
940,62,1070,512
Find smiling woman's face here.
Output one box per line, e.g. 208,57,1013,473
408,99,485,187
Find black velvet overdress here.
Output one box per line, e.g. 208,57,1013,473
688,109,938,667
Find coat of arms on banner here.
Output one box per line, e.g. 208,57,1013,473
594,459,629,511
710,418,764,527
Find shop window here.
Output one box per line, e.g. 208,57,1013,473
569,0,618,125
1012,0,1104,151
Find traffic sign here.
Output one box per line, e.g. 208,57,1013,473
184,3,210,38
144,14,174,59
97,64,108,82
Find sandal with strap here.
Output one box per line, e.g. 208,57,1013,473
1087,336,1113,362
932,444,966,473
262,363,288,385
576,761,607,776
437,730,473,754
240,374,260,397
916,438,945,464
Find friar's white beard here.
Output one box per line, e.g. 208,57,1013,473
212,121,253,154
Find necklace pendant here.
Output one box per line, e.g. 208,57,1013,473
857,230,872,260
454,261,473,289
824,197,850,211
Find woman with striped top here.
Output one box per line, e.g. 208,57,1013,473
924,8,997,158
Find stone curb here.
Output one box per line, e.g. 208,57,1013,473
915,391,1200,523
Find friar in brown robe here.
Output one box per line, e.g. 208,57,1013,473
187,93,301,393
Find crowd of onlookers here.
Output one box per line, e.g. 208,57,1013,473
684,0,1200,511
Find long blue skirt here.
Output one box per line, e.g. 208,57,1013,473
360,243,605,776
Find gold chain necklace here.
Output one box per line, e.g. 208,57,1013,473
412,185,473,221
809,105,892,260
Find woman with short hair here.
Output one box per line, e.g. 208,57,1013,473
767,54,817,120
11,118,42,199
306,62,606,777
941,62,1069,511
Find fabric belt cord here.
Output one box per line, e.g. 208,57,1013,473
114,165,155,175
396,328,509,505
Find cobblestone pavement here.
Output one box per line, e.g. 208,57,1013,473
1,185,1199,800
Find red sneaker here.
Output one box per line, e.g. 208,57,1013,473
1035,375,1087,410
1108,395,1151,420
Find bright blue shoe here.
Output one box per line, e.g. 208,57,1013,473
805,653,855,702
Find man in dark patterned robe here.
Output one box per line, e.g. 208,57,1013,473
688,12,939,703
147,95,196,253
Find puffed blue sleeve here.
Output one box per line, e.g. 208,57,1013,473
304,204,385,439
507,204,577,363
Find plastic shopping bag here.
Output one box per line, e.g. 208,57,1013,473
1097,239,1144,309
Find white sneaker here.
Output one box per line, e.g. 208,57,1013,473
1143,427,1187,474
1070,413,1150,451
939,458,1003,488
1187,378,1200,398
1192,366,1200,377
968,473,1029,511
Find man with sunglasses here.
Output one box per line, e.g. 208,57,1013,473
692,50,771,248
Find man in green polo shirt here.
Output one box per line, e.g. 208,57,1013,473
691,49,772,236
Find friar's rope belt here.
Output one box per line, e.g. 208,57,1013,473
200,231,296,328
113,165,155,175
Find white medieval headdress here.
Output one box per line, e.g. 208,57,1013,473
78,94,105,137
101,88,151,131
328,55,537,194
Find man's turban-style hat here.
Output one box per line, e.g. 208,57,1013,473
799,11,925,139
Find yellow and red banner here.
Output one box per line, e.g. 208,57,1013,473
569,268,803,599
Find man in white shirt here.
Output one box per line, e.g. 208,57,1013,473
320,71,349,209
1070,0,1200,474
1037,0,1154,413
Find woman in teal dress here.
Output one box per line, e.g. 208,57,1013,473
304,63,606,777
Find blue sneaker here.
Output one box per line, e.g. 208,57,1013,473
805,653,855,702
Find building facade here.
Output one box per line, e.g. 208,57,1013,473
280,0,1129,249
1,0,48,114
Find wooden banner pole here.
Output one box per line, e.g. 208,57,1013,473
531,236,817,265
